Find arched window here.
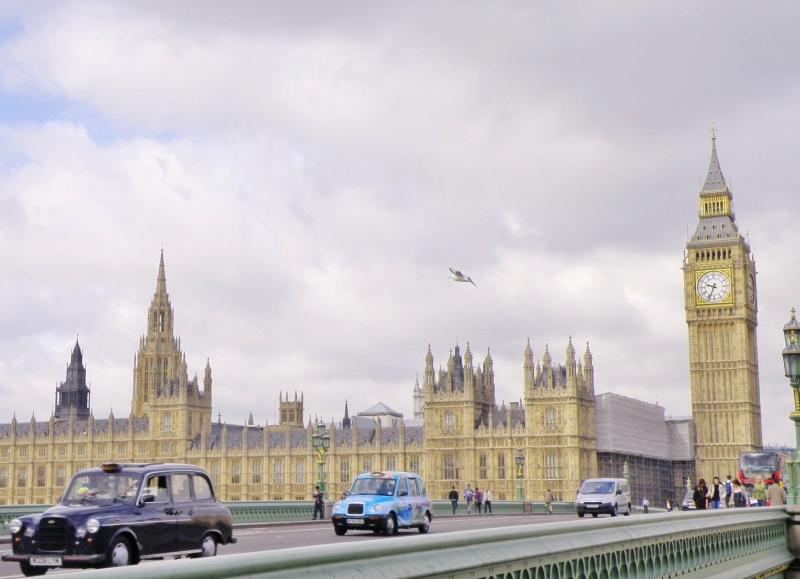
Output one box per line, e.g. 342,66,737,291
545,407,559,431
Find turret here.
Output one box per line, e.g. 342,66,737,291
424,345,436,390
524,339,534,391
566,336,577,381
583,342,594,391
203,358,213,402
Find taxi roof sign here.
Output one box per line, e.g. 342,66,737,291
101,463,121,473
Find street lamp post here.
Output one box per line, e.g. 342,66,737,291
515,451,525,501
782,308,800,505
312,420,331,499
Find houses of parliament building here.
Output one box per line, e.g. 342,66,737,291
0,136,762,506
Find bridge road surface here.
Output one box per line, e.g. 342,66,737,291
0,512,615,577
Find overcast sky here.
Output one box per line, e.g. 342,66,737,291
1,1,798,444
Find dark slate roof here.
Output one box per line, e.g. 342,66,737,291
404,425,423,445
334,428,352,447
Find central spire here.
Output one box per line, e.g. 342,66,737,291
702,128,728,194
156,248,167,297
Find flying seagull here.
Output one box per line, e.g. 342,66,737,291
449,267,477,287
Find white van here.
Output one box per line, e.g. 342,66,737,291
576,478,631,518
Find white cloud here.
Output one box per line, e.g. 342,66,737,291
0,2,798,444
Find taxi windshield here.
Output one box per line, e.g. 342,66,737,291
63,472,141,505
350,477,396,496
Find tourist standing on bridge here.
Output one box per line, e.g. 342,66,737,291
449,485,459,514
312,485,324,520
642,497,649,513
475,487,484,514
767,481,787,506
753,476,767,507
693,479,708,509
544,488,554,514
464,484,474,514
485,489,493,513
731,479,748,507
707,476,725,509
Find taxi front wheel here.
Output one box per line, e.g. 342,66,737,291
383,514,397,535
108,537,133,567
19,562,48,577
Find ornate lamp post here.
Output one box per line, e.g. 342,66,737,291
515,451,525,501
782,308,800,504
312,420,331,499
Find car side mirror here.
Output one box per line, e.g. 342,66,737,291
139,493,155,506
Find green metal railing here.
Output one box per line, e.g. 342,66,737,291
2,500,575,533
83,507,794,578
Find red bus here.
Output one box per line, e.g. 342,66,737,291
737,452,787,487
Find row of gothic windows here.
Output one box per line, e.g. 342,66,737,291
695,249,732,261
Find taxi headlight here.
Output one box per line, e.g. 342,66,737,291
86,518,101,534
8,519,22,534
75,525,87,538
372,504,382,513
333,502,342,511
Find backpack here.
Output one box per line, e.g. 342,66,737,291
735,491,747,507
465,489,473,501
725,480,732,496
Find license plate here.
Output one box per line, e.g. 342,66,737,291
30,556,62,566
586,504,598,509
346,518,364,525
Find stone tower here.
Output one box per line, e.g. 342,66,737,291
131,251,212,443
683,133,762,479
523,338,597,498
279,391,304,426
422,343,496,492
412,375,424,419
54,339,91,419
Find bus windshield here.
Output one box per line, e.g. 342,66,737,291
741,453,778,473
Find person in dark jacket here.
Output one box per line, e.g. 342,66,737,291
693,479,708,510
448,485,459,514
312,485,324,520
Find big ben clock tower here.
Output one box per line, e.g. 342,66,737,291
684,132,762,479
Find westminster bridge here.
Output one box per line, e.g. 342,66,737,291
2,502,800,578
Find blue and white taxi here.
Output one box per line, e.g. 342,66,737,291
331,471,432,536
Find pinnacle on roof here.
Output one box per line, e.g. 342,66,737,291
701,128,728,194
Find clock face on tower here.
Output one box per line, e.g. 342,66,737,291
696,270,732,304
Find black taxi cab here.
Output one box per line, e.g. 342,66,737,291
2,463,235,576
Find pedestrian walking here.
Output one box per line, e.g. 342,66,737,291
475,487,484,514
767,481,787,506
731,479,749,507
544,488,554,514
448,485,459,514
693,479,708,510
485,489,493,514
707,476,725,509
464,484,474,514
642,497,649,513
753,476,767,507
312,485,324,520
665,499,673,512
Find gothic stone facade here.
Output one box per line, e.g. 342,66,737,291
0,253,599,504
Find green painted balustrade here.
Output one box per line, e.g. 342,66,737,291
84,507,795,578
1,500,573,533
